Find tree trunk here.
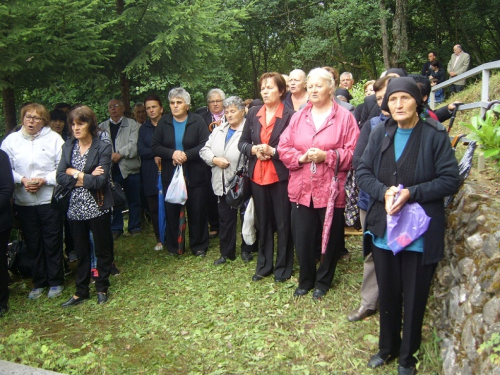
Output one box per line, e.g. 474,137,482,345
120,72,131,117
390,0,409,68
379,0,390,70
2,86,17,135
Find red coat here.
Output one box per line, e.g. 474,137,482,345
278,101,359,208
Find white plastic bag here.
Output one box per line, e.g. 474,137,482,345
242,197,257,245
165,166,188,205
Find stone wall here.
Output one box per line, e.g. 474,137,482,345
431,182,500,375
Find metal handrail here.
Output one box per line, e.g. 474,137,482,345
429,60,500,116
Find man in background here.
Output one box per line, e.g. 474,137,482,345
447,44,470,93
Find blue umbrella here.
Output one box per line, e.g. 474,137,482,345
157,167,166,244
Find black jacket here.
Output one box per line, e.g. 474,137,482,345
238,104,294,182
138,120,160,196
151,112,210,188
357,118,460,265
0,150,14,230
56,137,114,211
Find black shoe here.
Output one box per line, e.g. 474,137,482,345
274,277,288,283
367,352,397,369
252,274,265,282
398,366,416,375
67,251,78,263
195,250,206,258
110,263,120,276
214,256,228,265
167,252,179,258
61,296,88,308
0,306,9,317
293,288,310,297
241,252,253,262
112,232,122,241
398,366,417,375
347,305,377,322
97,292,108,305
312,288,327,301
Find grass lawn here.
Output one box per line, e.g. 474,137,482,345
0,220,442,374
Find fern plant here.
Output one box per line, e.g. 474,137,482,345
464,104,500,166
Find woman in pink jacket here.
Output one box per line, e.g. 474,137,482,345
279,68,359,300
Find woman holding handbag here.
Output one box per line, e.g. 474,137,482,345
56,106,114,307
200,96,257,265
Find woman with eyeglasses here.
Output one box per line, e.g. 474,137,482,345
1,103,65,300
195,89,227,239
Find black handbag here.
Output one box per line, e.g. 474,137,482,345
225,144,250,209
109,179,128,210
51,183,72,211
344,168,361,230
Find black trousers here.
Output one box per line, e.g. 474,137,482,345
146,195,160,242
165,184,209,255
251,180,293,279
69,212,113,297
16,204,64,288
217,195,257,259
291,203,344,291
206,173,219,233
0,228,11,309
372,244,437,368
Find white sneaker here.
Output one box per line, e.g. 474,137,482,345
154,243,163,251
28,288,45,300
47,285,64,298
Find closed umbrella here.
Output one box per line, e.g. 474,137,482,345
321,150,340,261
157,167,166,244
178,205,186,254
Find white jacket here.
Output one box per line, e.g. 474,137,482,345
1,126,64,206
199,119,246,196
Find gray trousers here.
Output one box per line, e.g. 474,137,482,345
360,209,379,310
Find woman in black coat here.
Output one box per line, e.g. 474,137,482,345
56,106,114,307
357,78,460,374
0,150,14,317
138,94,164,251
151,88,210,257
238,72,294,283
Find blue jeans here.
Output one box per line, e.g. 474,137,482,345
434,89,444,103
111,172,141,234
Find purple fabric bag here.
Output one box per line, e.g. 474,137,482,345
386,186,431,255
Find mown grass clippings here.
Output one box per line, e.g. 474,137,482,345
1,220,442,374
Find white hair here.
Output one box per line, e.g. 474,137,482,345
168,87,191,105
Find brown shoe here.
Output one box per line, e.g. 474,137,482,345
347,305,377,322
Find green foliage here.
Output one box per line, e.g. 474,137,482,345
463,104,500,166
478,332,500,366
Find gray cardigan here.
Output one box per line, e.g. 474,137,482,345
99,117,140,178
199,120,245,196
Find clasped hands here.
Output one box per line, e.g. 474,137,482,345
21,177,47,193
252,144,274,161
298,148,327,164
172,150,187,166
384,185,410,216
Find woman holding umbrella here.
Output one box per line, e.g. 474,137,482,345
138,94,164,250
279,68,359,300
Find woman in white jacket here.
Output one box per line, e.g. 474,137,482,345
200,96,256,265
1,103,65,300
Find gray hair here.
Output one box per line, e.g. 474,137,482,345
133,102,144,109
289,69,306,79
307,68,335,89
207,88,226,102
223,96,245,111
340,72,353,80
168,87,191,105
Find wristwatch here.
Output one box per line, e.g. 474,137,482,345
73,171,79,179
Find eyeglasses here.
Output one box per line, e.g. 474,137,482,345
108,104,122,109
25,115,43,123
208,100,223,104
